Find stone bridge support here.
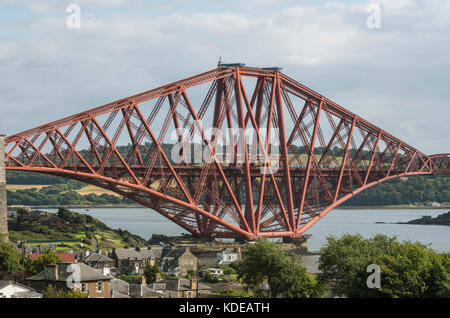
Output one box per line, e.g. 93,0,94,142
0,134,8,242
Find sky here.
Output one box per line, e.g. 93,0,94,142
0,0,449,154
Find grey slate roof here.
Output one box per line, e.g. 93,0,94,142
13,291,43,298
219,248,237,254
110,278,129,295
113,248,158,260
23,244,57,254
85,253,114,263
149,278,211,292
129,283,165,298
26,263,112,282
110,278,164,298
0,280,43,298
111,290,131,298
162,248,186,259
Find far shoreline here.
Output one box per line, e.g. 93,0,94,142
7,204,450,210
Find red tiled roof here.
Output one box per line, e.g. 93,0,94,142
28,253,76,263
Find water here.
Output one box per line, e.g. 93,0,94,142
40,207,450,253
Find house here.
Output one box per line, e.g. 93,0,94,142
110,247,160,275
26,262,112,298
85,253,115,270
40,215,64,227
149,277,212,298
160,247,197,276
202,268,224,277
110,275,165,298
22,244,57,256
0,281,42,298
216,247,241,265
7,210,18,217
28,253,76,263
425,202,441,207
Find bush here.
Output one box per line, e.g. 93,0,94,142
318,234,450,298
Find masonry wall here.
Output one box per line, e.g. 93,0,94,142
28,280,111,298
177,251,197,275
0,135,8,242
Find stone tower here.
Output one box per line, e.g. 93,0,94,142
0,134,8,242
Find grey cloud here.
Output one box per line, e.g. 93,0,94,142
0,0,448,154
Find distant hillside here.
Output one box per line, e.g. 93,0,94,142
343,175,450,206
8,208,149,251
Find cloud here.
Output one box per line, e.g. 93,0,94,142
0,0,448,154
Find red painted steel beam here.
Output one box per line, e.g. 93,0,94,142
4,66,448,239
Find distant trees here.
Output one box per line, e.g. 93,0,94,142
234,239,325,298
7,184,132,206
318,234,450,298
6,171,74,185
344,175,450,206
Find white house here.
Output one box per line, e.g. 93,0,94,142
0,281,42,298
216,248,240,265
205,268,224,276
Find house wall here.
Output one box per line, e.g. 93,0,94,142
176,252,197,275
78,281,111,298
28,280,111,298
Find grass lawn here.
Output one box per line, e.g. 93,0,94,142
75,184,122,197
6,184,48,191
6,183,122,197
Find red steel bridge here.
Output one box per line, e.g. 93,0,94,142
3,65,449,239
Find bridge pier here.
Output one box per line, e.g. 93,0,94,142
282,234,311,248
0,134,8,242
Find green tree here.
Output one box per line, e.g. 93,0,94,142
318,234,450,298
318,233,396,297
29,249,62,274
0,240,24,272
144,263,161,283
42,285,88,298
235,239,324,298
362,244,450,298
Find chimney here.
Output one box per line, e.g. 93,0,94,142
44,264,58,281
155,272,162,282
141,275,147,287
190,276,198,292
102,264,111,276
235,247,242,260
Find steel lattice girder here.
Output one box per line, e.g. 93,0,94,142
4,66,450,239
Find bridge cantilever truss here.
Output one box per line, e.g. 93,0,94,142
3,66,449,239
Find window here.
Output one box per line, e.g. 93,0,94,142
81,283,87,293
97,281,103,292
